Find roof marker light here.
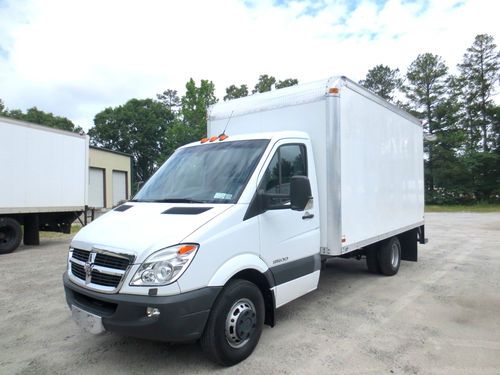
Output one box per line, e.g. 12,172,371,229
219,134,229,141
329,87,340,94
200,138,208,143
209,136,218,142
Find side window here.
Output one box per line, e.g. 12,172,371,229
260,144,307,196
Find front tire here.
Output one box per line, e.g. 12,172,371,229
200,279,265,366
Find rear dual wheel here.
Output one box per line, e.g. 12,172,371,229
365,236,401,276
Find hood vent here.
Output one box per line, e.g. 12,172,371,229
162,207,212,215
114,204,133,212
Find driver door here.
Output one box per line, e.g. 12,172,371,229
257,139,320,307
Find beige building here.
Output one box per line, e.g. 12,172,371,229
88,147,132,209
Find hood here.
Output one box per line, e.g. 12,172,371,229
71,202,232,263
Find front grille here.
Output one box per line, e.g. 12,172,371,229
95,253,129,270
73,249,90,262
69,248,134,292
72,262,86,280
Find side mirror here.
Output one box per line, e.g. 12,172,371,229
290,176,312,211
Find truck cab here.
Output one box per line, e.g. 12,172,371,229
64,131,321,365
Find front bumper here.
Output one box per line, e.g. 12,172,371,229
63,272,221,342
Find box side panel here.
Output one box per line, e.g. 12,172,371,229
209,100,330,247
0,120,87,212
339,88,424,252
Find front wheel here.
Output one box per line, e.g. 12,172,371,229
200,279,265,366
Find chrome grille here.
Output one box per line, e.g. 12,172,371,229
68,247,135,293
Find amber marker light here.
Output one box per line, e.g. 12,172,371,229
329,87,340,94
200,138,208,143
219,134,229,141
178,245,197,255
209,136,218,142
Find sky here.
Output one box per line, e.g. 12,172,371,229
0,0,499,131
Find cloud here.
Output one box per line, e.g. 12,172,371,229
0,0,499,130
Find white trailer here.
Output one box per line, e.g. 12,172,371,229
63,76,425,366
0,116,89,253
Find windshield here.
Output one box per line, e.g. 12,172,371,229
133,139,269,204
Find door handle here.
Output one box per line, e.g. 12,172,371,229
302,213,314,220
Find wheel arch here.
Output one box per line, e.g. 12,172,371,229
229,268,276,327
208,254,276,327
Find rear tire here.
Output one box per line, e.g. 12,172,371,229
0,217,22,254
378,237,401,276
200,279,265,366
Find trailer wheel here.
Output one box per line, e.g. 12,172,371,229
0,218,22,254
378,237,401,276
200,279,265,366
365,245,380,274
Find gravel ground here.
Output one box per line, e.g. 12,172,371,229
1,212,499,374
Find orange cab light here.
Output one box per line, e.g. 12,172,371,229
329,87,340,94
200,138,208,143
209,136,218,142
219,134,229,141
178,245,197,255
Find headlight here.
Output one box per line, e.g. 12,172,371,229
130,244,199,286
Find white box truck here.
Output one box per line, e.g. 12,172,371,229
63,76,425,366
0,116,89,254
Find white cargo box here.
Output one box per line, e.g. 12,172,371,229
208,76,424,256
0,116,89,214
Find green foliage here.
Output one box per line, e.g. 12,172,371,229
0,102,82,133
425,204,500,212
181,78,218,139
458,34,500,152
404,53,451,197
224,84,248,101
359,65,402,102
253,74,277,93
156,89,181,113
276,78,298,89
89,98,175,183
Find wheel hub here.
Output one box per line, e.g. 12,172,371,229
391,242,400,268
225,298,257,348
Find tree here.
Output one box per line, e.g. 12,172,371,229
181,78,218,139
224,84,248,101
0,103,83,133
276,78,299,89
405,53,450,197
88,98,175,184
359,64,402,102
458,34,500,152
252,74,276,93
157,89,181,113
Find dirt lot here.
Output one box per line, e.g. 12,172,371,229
1,213,499,374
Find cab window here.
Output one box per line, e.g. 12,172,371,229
260,144,307,195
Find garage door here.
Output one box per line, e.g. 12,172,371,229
89,168,105,208
112,170,127,206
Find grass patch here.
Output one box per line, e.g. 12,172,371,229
39,224,82,239
425,204,500,213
